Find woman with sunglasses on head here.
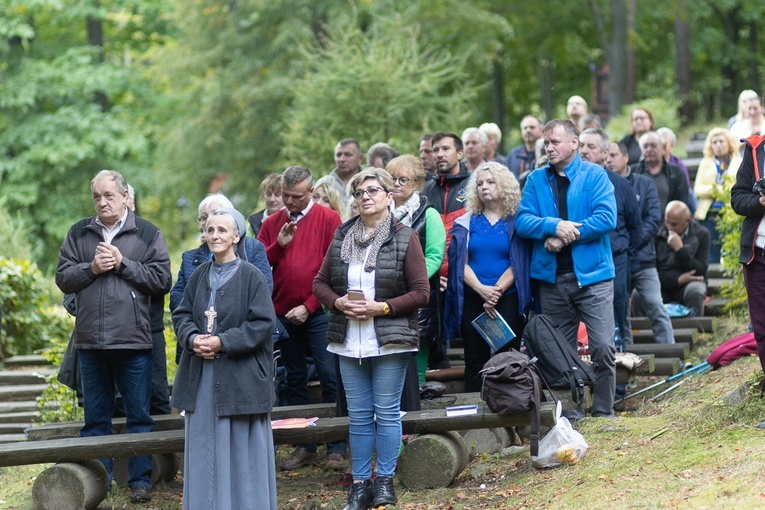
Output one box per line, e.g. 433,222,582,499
313,168,430,510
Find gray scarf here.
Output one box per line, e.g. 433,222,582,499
392,192,421,227
340,215,392,272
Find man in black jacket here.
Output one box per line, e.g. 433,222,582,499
631,131,690,218
56,170,171,504
654,201,710,316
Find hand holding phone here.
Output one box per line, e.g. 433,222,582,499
347,289,365,301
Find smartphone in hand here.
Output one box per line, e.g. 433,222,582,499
347,289,365,301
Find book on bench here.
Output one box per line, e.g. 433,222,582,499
445,404,478,417
471,311,516,354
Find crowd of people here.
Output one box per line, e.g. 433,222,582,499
55,90,765,509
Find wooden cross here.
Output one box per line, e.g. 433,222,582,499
204,306,217,334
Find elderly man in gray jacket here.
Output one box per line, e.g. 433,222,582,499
55,170,171,504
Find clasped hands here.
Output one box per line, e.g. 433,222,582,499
91,242,123,274
193,334,221,359
477,284,503,319
335,294,385,321
545,220,582,253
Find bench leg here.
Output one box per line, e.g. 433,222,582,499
397,432,469,489
32,459,109,510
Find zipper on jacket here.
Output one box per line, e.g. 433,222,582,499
130,291,140,326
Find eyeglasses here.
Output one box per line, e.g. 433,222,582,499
392,177,412,185
352,186,386,200
632,116,649,121
197,213,209,222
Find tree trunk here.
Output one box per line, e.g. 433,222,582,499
537,50,554,122
32,460,109,510
609,0,628,117
398,432,468,489
626,0,636,103
716,6,740,115
674,0,693,124
87,9,109,112
750,21,761,93
492,59,506,154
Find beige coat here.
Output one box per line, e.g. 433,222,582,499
693,154,742,220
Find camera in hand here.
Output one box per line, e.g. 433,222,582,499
753,177,765,195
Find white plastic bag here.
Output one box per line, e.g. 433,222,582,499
531,401,588,469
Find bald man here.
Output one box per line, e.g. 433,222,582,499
651,201,710,316
566,95,588,126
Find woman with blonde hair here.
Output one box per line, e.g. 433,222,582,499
694,127,742,263
443,162,532,392
728,89,759,129
313,175,346,215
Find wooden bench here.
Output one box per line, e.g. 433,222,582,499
625,342,690,359
631,328,697,346
630,316,717,334
9,396,555,506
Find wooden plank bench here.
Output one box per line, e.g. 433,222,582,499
630,316,717,333
705,298,730,316
653,357,683,376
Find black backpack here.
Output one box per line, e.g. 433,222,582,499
522,314,595,405
480,349,545,456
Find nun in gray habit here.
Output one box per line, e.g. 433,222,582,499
172,207,278,510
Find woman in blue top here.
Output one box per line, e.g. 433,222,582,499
444,162,533,392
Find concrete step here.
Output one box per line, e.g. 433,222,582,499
0,423,29,435
707,278,731,297
705,298,729,316
632,328,697,346
616,354,654,384
629,316,717,333
0,384,47,402
0,412,38,424
0,401,39,414
707,264,729,279
625,342,690,359
0,434,26,443
0,370,53,386
652,357,682,376
1,355,51,369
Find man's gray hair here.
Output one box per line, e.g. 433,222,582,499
91,170,128,194
461,127,487,146
638,130,665,148
282,165,313,188
479,122,502,143
581,127,611,152
656,127,677,148
366,142,399,168
198,193,234,217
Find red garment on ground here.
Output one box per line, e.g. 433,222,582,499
706,331,757,369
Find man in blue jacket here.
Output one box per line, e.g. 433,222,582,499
517,119,617,419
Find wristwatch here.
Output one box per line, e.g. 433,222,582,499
382,302,391,315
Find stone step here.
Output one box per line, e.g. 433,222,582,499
0,384,47,402
652,357,682,376
629,316,717,333
707,263,729,279
1,355,51,369
0,434,26,443
705,298,729,316
616,354,655,384
625,342,690,359
707,278,731,297
631,328,697,346
0,370,53,386
0,411,38,424
0,423,29,435
0,401,39,414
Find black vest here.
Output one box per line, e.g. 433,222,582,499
410,198,442,341
326,217,420,348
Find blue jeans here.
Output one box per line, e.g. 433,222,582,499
79,349,154,489
339,353,409,479
539,275,616,418
631,267,675,344
278,312,345,456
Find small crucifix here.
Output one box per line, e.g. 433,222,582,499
204,306,217,334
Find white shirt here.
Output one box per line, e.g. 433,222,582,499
96,207,129,244
327,249,418,359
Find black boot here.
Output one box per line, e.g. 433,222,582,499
344,480,373,510
372,476,397,506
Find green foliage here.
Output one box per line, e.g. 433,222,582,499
38,328,83,424
714,186,747,311
605,96,682,142
0,258,72,358
281,14,477,174
0,202,34,261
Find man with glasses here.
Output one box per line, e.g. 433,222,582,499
257,165,346,471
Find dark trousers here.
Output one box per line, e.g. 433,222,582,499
612,252,631,350
744,248,765,374
461,287,523,393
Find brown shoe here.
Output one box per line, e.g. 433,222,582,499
326,452,347,471
280,447,320,470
